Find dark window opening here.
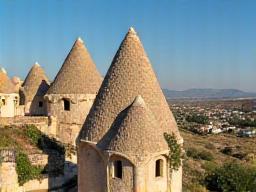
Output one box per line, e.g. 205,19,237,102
114,160,122,179
38,101,43,107
63,99,70,111
155,159,163,177
1,99,6,106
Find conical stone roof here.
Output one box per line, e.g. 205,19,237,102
22,63,50,102
81,27,181,143
101,96,168,161
0,68,17,94
47,37,102,94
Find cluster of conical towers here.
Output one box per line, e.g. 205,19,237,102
77,27,183,192
0,27,182,191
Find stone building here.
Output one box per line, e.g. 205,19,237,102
0,68,19,117
0,150,19,192
45,37,102,145
20,63,49,116
78,28,183,192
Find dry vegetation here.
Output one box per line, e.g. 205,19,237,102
181,128,256,191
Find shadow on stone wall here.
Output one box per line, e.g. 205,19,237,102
38,135,78,191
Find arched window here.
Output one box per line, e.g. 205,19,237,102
113,160,122,179
63,99,70,111
155,159,164,177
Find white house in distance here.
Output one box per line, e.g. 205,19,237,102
0,68,19,117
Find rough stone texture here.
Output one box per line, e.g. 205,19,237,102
171,166,183,192
78,142,106,192
0,116,56,137
109,155,134,192
47,38,102,95
0,162,19,192
0,93,19,117
0,69,17,94
20,63,49,116
100,96,168,164
0,150,19,192
78,28,183,192
45,38,102,145
11,76,22,93
21,63,49,103
0,70,20,117
28,153,48,166
45,94,95,145
81,27,181,143
145,155,168,192
23,96,48,116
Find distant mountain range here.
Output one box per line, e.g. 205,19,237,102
163,88,256,100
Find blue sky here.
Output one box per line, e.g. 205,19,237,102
0,0,256,91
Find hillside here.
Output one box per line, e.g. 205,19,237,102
181,129,256,191
163,88,256,100
0,125,65,185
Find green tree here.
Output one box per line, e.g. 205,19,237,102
186,114,209,124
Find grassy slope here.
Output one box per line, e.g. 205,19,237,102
0,125,41,154
181,129,256,191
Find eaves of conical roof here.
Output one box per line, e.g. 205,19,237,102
47,37,102,94
81,27,181,143
22,63,50,102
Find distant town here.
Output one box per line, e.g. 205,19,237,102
169,99,256,137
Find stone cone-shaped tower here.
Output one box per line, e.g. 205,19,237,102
20,62,49,115
102,95,169,163
45,37,102,146
47,37,102,95
0,68,16,94
80,27,181,143
78,28,183,192
0,68,19,117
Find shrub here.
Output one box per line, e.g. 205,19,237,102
199,150,214,161
221,146,233,155
25,125,43,145
205,162,256,192
202,161,218,173
164,133,182,171
204,143,215,150
16,152,43,185
186,183,208,192
187,147,214,161
186,114,209,124
186,147,199,158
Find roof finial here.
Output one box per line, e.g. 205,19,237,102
0,67,7,74
34,62,40,67
132,95,146,107
128,27,136,34
77,37,84,44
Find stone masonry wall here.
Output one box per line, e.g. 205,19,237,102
109,156,134,192
0,116,56,137
78,142,106,192
0,150,19,192
25,96,48,116
28,153,48,166
46,94,95,145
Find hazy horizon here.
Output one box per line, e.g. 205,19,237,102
1,0,256,92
